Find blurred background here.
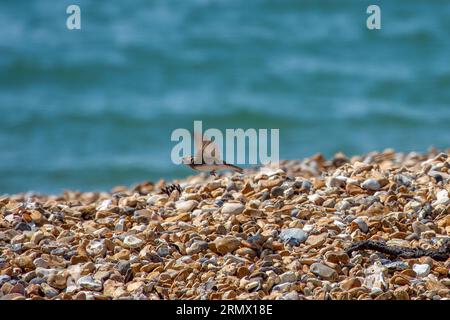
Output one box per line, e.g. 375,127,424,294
0,0,449,194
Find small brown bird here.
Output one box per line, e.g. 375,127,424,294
182,134,243,176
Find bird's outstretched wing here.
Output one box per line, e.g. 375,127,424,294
194,133,222,164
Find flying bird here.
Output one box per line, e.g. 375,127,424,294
182,134,243,176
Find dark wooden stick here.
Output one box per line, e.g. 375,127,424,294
346,239,450,261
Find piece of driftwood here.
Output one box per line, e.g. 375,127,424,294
346,239,450,261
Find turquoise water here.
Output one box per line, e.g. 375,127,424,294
1,0,449,194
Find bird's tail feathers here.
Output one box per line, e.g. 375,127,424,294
225,163,244,173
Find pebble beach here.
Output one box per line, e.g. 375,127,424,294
1,149,449,300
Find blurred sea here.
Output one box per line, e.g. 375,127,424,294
1,0,449,194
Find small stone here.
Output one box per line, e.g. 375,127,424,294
10,234,26,245
433,189,450,206
340,277,362,291
77,275,103,291
186,240,209,255
113,249,130,260
386,239,411,247
308,194,324,205
279,271,297,284
214,236,241,254
280,291,299,300
236,266,250,278
0,293,25,300
25,283,40,296
146,194,164,205
271,283,293,293
221,203,245,215
271,186,285,197
9,283,25,295
15,222,31,231
393,289,410,300
127,281,144,293
70,255,90,265
437,216,450,229
40,283,59,298
235,247,256,257
206,181,222,191
0,275,11,284
310,263,338,281
405,233,419,241
426,279,447,291
413,264,431,277
36,267,57,279
30,277,46,285
245,281,260,291
283,188,294,197
123,235,144,249
279,228,308,245
96,199,112,211
48,273,67,289
333,220,346,229
134,209,153,221
394,174,412,187
1,282,13,294
336,200,351,211
322,198,336,208
86,241,106,257
421,230,436,239
441,278,450,287
365,263,387,290
175,200,198,212
94,270,111,282
103,279,123,297
116,261,131,275
361,179,381,191
261,191,270,201
412,221,429,236
353,218,368,233
326,176,346,188
305,233,327,248
157,245,170,257
325,251,349,264
73,291,87,300
14,255,33,269
115,218,126,232
301,180,312,191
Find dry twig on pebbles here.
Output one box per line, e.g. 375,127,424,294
346,239,450,261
